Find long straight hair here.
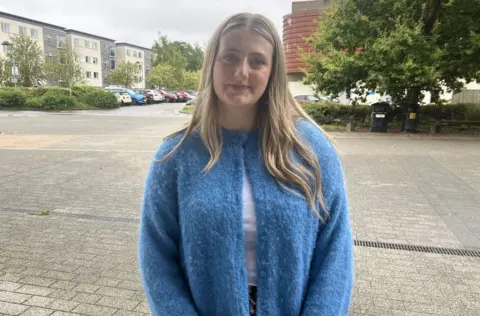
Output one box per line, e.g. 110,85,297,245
161,13,329,220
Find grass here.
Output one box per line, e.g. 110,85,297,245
29,208,50,216
181,105,195,114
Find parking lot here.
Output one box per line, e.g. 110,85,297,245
1,105,480,316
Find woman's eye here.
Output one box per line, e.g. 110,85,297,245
251,59,266,67
223,54,237,63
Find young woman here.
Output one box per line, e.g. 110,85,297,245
139,12,354,316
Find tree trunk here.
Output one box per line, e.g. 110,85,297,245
406,87,421,105
423,0,442,36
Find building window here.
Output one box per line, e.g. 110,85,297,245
110,59,116,70
1,22,9,33
47,33,51,39
139,76,143,82
84,40,90,48
137,64,142,70
57,35,66,48
139,52,142,58
74,39,80,47
86,71,92,78
92,57,98,64
110,48,115,58
30,29,38,38
3,45,9,54
92,42,97,50
93,72,99,79
85,56,91,63
19,26,27,35
127,49,131,56
133,51,137,57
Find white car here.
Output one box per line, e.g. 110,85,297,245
146,90,165,103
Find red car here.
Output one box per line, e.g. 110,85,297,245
174,90,191,102
160,90,177,103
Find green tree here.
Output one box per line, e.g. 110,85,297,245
5,34,45,87
182,70,201,90
303,0,480,105
0,55,8,86
171,41,204,71
148,63,182,89
152,34,188,70
45,48,85,96
106,62,140,88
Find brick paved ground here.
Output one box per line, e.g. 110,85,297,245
0,105,479,315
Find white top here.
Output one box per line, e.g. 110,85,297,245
243,169,257,285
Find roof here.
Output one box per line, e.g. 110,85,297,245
115,42,152,52
65,29,115,42
0,11,65,30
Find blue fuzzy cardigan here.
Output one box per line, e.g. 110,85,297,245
138,120,354,316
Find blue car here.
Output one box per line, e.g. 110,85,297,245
124,89,146,105
105,87,145,105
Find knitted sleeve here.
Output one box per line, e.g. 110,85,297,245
298,121,355,316
138,137,199,316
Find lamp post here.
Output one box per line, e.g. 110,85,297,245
1,40,18,87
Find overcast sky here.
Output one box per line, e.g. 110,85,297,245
0,0,293,48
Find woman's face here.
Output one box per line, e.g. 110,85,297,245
213,28,273,109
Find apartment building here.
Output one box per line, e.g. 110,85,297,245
0,11,46,57
115,43,152,89
1,10,155,89
65,29,116,87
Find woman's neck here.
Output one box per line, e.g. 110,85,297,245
218,103,257,132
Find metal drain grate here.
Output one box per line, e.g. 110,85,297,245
355,240,480,257
2,208,479,257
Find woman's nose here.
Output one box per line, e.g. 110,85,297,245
234,58,249,78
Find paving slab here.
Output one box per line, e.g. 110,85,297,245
1,111,479,315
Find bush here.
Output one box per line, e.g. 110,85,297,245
420,103,480,121
38,90,76,110
302,102,370,124
0,88,27,108
25,96,43,108
80,89,118,109
27,86,71,98
303,102,480,125
72,86,100,99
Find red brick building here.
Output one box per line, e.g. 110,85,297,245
283,0,334,94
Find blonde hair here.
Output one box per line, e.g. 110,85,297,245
161,13,329,220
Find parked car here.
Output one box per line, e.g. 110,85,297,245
294,94,339,104
160,90,178,103
146,90,165,103
294,94,321,104
114,92,132,106
186,98,195,105
105,87,146,105
174,90,191,102
135,89,155,104
185,90,197,97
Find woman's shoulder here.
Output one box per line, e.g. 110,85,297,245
153,132,185,161
295,119,338,162
153,129,203,163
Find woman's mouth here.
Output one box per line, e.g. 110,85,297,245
228,84,250,92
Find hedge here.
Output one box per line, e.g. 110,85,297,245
0,88,27,108
302,102,480,124
302,102,370,124
0,86,119,110
81,90,118,109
